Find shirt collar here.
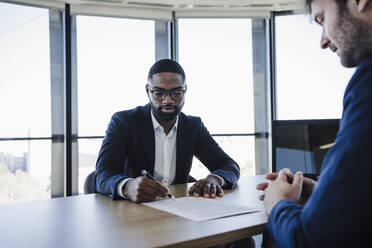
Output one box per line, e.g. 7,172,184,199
150,110,178,133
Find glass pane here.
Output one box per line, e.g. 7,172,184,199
178,19,254,134
0,3,51,137
275,14,354,120
0,140,51,205
78,138,102,194
190,136,255,179
76,16,155,136
78,136,255,194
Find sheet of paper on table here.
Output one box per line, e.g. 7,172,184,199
142,197,259,222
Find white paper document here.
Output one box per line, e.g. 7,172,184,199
143,197,259,222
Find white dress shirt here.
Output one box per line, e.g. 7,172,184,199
151,111,178,185
117,111,177,197
117,111,224,198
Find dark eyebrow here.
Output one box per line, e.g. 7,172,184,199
150,86,184,91
150,86,165,90
170,87,184,91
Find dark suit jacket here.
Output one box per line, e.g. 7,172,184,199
94,104,240,199
267,57,372,247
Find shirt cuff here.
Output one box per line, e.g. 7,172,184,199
209,174,226,187
116,178,133,199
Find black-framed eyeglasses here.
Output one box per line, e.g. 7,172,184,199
148,86,186,101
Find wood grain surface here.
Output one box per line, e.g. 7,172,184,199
0,175,268,248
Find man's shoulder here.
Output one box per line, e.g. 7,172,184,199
352,56,372,83
341,57,372,133
345,57,372,99
358,56,372,69
179,112,202,124
113,104,150,120
354,57,372,80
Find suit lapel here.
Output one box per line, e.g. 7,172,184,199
175,113,186,182
139,104,155,174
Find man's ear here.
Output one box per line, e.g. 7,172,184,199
355,0,369,12
145,84,150,96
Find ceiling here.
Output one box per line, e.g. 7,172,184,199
7,0,306,19
60,0,305,11
63,0,303,10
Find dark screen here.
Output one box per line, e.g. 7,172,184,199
272,119,339,178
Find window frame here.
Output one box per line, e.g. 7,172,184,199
1,1,274,198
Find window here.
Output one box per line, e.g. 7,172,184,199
76,15,155,193
178,18,255,177
78,138,102,192
0,2,52,204
275,14,354,120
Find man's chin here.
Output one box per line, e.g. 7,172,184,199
340,50,370,68
340,55,358,68
159,113,178,121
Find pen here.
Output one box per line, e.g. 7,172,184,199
141,169,176,201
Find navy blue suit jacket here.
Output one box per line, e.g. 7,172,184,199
95,104,240,199
267,57,372,247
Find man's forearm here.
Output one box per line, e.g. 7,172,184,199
267,199,310,248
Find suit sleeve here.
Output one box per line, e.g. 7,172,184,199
267,60,372,248
95,113,131,200
194,119,240,188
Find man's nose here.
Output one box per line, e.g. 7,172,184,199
162,93,174,103
320,28,330,49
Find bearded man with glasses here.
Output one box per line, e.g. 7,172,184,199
92,59,240,205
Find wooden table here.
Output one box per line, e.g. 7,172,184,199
0,175,268,248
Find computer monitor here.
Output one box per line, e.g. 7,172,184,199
272,119,339,180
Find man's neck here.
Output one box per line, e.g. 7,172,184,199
151,110,177,135
158,118,176,135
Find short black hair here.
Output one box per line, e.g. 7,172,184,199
147,59,186,83
305,0,347,13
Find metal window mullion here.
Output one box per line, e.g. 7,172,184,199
252,19,272,175
63,5,79,196
0,137,53,141
155,20,171,60
49,8,65,198
71,14,79,196
64,4,73,197
269,12,277,121
170,11,178,61
75,133,265,140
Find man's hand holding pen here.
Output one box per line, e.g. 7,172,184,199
122,170,225,203
122,176,170,203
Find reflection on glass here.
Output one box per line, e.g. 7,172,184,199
272,120,339,179
76,15,156,193
78,138,102,194
78,136,255,194
178,18,254,134
76,16,155,137
0,3,51,205
0,3,51,137
275,14,354,120
0,140,51,205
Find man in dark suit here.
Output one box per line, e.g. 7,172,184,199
94,59,240,203
257,0,372,247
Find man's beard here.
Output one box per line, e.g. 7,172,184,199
336,7,371,67
150,101,182,122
